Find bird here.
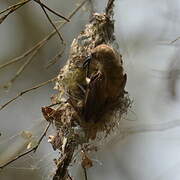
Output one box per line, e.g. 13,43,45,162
83,44,127,122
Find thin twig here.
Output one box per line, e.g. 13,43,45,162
53,20,64,25
45,47,65,69
0,121,51,169
88,0,95,17
39,3,64,42
3,41,45,88
169,36,180,44
83,167,88,180
47,102,61,108
5,50,38,88
0,0,69,25
0,0,88,70
53,144,75,180
0,43,42,70
33,0,69,22
68,174,73,180
33,121,51,152
0,77,56,111
68,0,88,19
105,0,115,15
0,0,30,24
0,0,30,15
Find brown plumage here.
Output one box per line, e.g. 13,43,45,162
83,44,127,122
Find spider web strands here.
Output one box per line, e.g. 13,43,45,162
104,119,180,148
0,123,52,169
0,120,51,169
0,77,56,111
0,0,88,71
124,119,180,134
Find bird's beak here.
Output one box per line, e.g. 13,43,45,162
83,54,93,69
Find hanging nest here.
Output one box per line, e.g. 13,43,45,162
42,1,131,179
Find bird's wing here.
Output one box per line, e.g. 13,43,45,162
83,72,106,122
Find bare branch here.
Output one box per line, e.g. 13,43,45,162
0,0,30,24
0,121,51,169
169,36,180,44
0,77,56,111
0,43,42,70
105,0,115,16
0,0,88,70
0,0,30,15
4,50,38,89
0,0,69,25
88,0,95,17
83,167,88,180
68,0,88,19
39,3,64,42
33,0,69,22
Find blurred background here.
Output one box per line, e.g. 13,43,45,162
1,0,180,179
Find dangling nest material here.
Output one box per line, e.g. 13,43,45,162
42,1,131,179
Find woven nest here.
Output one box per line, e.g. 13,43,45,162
49,13,130,141
43,11,131,180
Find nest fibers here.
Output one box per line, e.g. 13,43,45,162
42,12,131,180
